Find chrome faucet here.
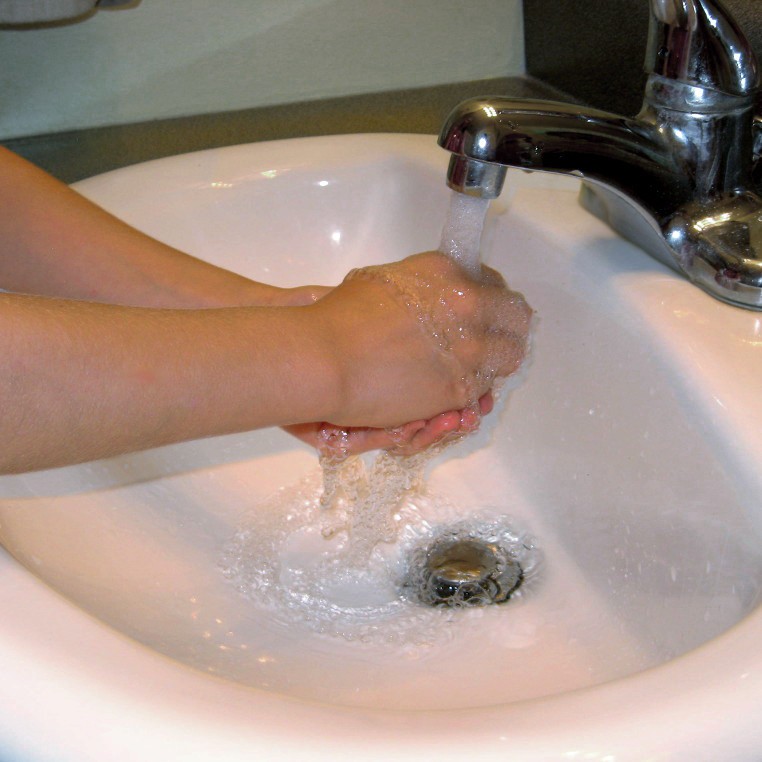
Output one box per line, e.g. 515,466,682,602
438,0,762,309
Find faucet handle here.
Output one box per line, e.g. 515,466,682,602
645,0,759,96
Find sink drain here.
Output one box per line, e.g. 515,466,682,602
401,517,538,608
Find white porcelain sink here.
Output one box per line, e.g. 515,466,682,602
1,134,761,760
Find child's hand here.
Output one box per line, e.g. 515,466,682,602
283,392,494,459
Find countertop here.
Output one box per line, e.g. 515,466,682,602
1,76,568,183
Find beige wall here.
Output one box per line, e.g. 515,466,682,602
0,0,524,140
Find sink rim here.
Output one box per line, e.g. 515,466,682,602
0,133,760,761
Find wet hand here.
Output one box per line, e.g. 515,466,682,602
283,392,494,458
309,251,531,428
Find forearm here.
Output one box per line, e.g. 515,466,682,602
0,294,337,473
0,147,284,308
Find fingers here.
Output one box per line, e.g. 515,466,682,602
284,391,497,459
282,420,428,459
395,391,494,454
393,410,462,455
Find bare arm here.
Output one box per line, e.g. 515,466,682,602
0,145,308,308
0,150,531,473
1,295,336,472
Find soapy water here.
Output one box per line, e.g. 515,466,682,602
221,187,537,642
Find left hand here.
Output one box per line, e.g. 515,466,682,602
284,391,494,458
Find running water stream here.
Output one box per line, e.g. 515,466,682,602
438,191,491,276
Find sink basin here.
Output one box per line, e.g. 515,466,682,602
1,133,761,760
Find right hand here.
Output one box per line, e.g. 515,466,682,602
309,251,532,429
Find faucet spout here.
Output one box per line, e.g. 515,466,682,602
437,0,762,309
439,98,688,218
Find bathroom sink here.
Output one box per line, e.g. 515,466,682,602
0,133,761,760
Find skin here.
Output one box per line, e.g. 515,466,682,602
286,392,494,459
0,147,531,474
